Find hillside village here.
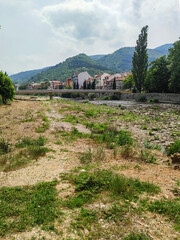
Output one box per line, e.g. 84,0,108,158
16,71,131,90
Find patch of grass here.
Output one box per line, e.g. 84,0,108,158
144,141,161,151
148,199,180,231
36,122,50,133
139,150,157,164
28,146,50,160
15,136,45,148
0,181,60,236
63,169,160,206
62,115,79,125
124,232,150,240
167,140,180,156
23,117,36,122
71,207,97,230
120,145,135,159
0,137,10,154
80,149,92,164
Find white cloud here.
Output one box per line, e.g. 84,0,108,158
0,0,179,73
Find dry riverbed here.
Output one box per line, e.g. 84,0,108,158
0,97,180,240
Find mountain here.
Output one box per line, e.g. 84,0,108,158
10,67,50,84
89,55,106,61
28,53,111,83
96,45,171,72
154,43,173,55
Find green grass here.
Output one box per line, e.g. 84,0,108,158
167,140,180,156
36,123,50,133
0,181,60,236
139,150,157,164
15,136,45,148
147,199,180,231
0,137,10,154
124,232,150,240
62,169,160,207
144,141,161,151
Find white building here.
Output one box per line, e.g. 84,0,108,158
72,71,92,89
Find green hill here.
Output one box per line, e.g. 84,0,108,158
28,54,111,83
154,43,173,55
10,67,50,84
96,47,166,72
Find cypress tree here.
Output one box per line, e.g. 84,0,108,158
132,25,148,93
113,78,116,89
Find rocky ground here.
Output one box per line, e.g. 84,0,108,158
0,96,179,240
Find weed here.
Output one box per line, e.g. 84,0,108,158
141,125,148,130
28,146,50,160
65,191,94,209
80,149,92,164
124,232,150,240
62,115,79,124
36,123,50,133
149,98,159,103
120,145,135,159
42,116,49,122
139,150,157,164
144,141,161,151
15,136,45,148
71,207,97,230
167,140,180,156
103,203,129,223
148,199,180,231
0,181,59,236
0,137,10,154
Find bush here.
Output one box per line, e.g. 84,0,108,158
124,232,150,240
167,140,180,156
136,95,147,102
0,137,10,154
149,98,159,103
0,72,15,104
0,95,3,105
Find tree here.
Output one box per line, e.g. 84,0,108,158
87,82,92,89
0,71,15,104
145,56,170,93
168,39,180,93
112,78,116,89
83,80,87,89
123,74,135,89
92,79,96,89
132,25,148,92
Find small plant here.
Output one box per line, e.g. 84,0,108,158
144,141,161,151
120,145,135,159
167,140,180,156
141,125,148,130
80,148,92,164
0,137,10,154
124,232,150,240
139,150,157,164
36,122,50,133
149,98,159,103
28,146,50,160
15,136,45,148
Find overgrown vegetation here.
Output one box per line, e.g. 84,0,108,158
0,181,59,236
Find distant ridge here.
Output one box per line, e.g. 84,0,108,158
11,43,172,84
10,67,51,84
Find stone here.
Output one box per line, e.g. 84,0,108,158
171,153,180,164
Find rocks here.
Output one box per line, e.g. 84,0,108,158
171,153,180,164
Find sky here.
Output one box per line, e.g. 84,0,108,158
0,0,180,74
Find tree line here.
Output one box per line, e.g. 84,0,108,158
130,26,180,93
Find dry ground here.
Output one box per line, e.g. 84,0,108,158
0,97,180,240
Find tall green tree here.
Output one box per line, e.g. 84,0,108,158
168,39,180,93
123,74,135,89
112,78,116,89
92,79,96,89
145,56,170,93
132,25,148,92
0,72,15,104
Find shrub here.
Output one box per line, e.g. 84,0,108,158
80,149,92,164
0,72,15,104
136,95,147,102
139,150,157,164
0,138,10,154
124,232,150,240
167,140,180,156
0,95,3,105
88,93,96,100
149,98,159,103
118,130,133,146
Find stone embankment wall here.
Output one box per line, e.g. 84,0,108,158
120,93,180,103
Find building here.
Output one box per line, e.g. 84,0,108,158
65,78,73,88
95,73,109,89
72,71,92,89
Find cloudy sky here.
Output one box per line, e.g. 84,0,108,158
0,0,180,74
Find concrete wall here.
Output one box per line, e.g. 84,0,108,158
120,93,180,103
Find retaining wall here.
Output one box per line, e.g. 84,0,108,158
120,93,180,103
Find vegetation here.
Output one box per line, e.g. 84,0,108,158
132,25,148,92
0,71,15,104
0,181,59,236
167,140,180,156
